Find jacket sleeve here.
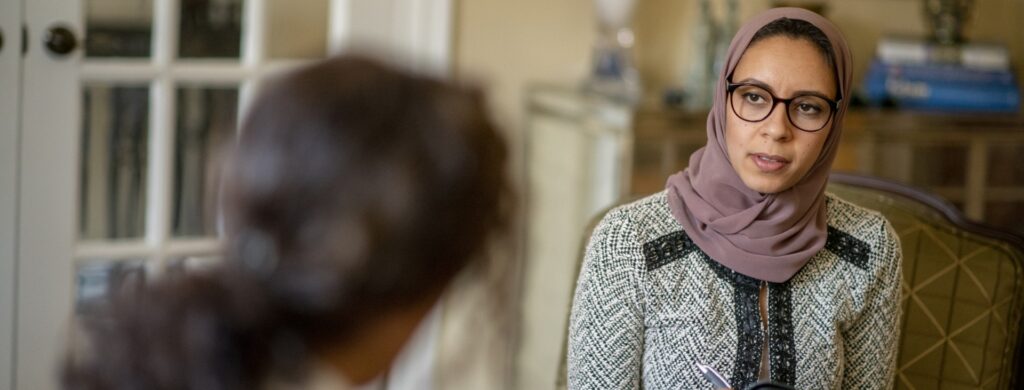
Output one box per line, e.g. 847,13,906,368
566,208,647,390
841,219,903,389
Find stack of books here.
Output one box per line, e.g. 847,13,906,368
861,36,1020,112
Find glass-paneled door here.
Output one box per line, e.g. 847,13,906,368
14,0,346,388
12,0,453,388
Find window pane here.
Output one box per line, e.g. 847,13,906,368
85,0,153,58
173,86,237,237
76,260,146,315
167,254,222,272
267,0,329,59
80,84,150,240
179,0,243,58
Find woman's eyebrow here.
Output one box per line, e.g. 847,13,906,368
733,77,773,91
732,77,833,99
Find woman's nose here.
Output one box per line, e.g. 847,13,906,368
760,101,793,141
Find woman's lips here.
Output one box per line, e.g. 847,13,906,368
750,153,789,172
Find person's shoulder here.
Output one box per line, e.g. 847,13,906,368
596,190,682,243
585,191,689,280
825,192,893,236
824,192,900,272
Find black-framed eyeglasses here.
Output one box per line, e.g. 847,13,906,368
726,81,840,132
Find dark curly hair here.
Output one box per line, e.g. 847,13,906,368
62,55,511,389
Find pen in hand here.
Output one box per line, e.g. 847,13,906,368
697,362,732,389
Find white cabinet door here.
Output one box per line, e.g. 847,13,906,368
11,1,452,389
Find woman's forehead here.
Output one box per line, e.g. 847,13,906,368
731,36,836,97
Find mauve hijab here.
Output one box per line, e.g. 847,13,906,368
665,8,853,283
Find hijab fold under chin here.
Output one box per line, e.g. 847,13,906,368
665,7,852,283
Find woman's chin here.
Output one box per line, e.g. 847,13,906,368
740,174,793,194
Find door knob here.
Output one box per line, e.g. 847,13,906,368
43,25,77,56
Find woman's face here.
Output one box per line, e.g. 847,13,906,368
725,36,836,194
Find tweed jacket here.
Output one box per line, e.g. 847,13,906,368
567,190,902,389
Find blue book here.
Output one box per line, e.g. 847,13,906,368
867,59,1015,87
862,59,1020,112
877,36,1010,71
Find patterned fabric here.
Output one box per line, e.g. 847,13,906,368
567,191,902,389
828,181,1024,389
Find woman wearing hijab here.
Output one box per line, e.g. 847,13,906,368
568,8,901,390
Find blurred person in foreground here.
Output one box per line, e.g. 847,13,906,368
62,54,511,389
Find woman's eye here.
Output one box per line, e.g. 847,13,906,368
796,103,822,115
744,93,768,104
